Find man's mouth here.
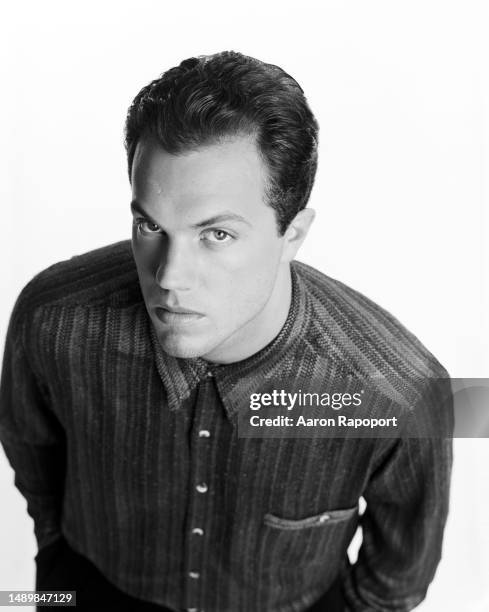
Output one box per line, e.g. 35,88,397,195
154,306,205,325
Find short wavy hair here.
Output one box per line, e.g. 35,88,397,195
124,51,319,235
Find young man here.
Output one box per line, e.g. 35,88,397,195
0,51,452,611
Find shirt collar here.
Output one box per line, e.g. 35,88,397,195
148,262,308,419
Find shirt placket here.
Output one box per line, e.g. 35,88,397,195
183,370,215,612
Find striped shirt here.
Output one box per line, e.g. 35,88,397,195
0,240,453,612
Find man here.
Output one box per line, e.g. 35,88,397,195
0,51,452,611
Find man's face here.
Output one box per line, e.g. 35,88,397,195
130,134,291,363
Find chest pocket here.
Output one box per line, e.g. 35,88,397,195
260,505,359,574
264,505,357,530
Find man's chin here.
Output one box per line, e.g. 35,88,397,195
156,333,213,360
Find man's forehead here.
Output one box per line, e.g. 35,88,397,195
130,135,271,223
131,133,266,187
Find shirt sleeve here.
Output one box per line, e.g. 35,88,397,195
0,293,66,551
341,376,454,611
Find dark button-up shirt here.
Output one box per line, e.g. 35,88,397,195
0,240,453,612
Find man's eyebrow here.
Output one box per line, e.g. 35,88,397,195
191,213,252,229
130,201,158,225
130,201,252,229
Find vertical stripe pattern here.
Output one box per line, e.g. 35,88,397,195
0,240,453,612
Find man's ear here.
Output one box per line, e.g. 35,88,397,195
280,208,316,263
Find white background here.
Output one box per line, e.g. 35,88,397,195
1,1,488,610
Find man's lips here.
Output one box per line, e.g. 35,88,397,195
158,304,203,315
154,305,205,325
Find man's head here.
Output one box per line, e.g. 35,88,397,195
125,51,319,363
125,51,319,235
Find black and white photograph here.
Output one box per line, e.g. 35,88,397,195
1,2,488,611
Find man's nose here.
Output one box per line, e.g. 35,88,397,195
155,238,194,291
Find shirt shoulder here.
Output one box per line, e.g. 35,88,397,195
5,241,147,374
13,240,141,316
292,261,450,409
7,240,143,350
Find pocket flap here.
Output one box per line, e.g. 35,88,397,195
264,505,358,530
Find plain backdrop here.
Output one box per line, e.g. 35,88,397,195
1,1,488,610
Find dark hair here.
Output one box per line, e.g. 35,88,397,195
124,51,319,235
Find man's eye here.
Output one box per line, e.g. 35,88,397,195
135,218,161,234
202,229,233,244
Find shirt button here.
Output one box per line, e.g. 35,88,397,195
196,483,208,493
192,527,204,536
189,571,200,579
198,430,210,438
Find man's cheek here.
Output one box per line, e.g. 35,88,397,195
132,242,161,277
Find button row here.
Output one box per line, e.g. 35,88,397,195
189,413,209,612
